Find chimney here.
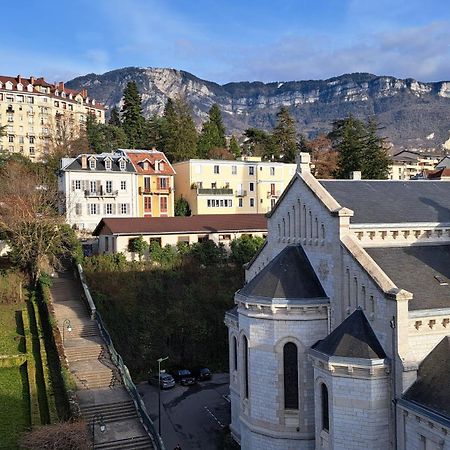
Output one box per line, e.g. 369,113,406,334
296,152,311,174
81,155,88,169
30,76,35,84
58,81,64,91
17,75,22,84
151,146,157,151
351,171,362,180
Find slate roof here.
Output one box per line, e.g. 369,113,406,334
239,245,327,300
319,180,450,224
62,154,135,173
366,246,450,311
312,309,386,359
93,214,267,236
404,336,450,418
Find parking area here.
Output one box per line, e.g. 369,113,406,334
138,373,232,450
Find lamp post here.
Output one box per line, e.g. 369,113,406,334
62,319,72,344
157,356,168,437
91,413,106,449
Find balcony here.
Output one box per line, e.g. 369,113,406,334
235,190,247,197
267,190,282,198
139,186,172,195
197,188,233,196
84,189,118,198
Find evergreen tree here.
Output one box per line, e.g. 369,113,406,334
197,104,227,157
209,104,226,146
174,197,191,216
108,106,121,126
361,117,392,179
329,114,366,178
162,96,198,162
244,128,278,160
273,107,297,163
86,115,104,153
121,81,145,148
229,135,241,158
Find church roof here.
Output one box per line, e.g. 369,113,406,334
404,336,450,418
366,246,450,311
319,180,450,224
312,309,386,359
239,245,326,300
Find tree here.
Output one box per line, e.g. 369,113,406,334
108,105,121,126
175,197,191,216
207,146,235,160
86,116,128,154
362,117,392,179
302,134,339,179
128,235,148,261
0,159,79,285
329,114,366,179
209,104,226,145
244,128,278,159
273,107,297,163
230,235,265,265
162,96,198,162
121,81,145,148
197,104,227,157
229,135,241,158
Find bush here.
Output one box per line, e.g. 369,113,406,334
174,197,191,216
230,235,265,266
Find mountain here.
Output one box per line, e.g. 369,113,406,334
66,67,450,151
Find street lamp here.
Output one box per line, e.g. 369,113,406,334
91,413,106,449
157,356,169,437
62,319,72,344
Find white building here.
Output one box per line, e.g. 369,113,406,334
226,153,450,450
59,153,138,232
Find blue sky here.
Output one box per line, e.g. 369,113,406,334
2,0,450,84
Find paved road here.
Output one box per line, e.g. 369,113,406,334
138,373,231,450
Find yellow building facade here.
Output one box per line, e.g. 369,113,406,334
0,75,104,160
173,157,297,215
119,149,176,217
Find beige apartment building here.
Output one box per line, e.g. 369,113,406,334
389,150,439,180
0,75,104,160
173,157,297,215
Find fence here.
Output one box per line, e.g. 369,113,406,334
76,264,165,450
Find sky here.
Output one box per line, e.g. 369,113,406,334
1,0,450,84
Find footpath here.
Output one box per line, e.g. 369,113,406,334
50,271,154,449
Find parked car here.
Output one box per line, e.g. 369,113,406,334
191,366,212,381
148,372,175,389
171,369,196,386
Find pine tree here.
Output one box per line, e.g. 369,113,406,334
197,104,227,157
329,114,366,178
361,117,392,179
229,135,241,158
108,106,121,126
273,107,297,163
209,104,226,146
121,81,145,148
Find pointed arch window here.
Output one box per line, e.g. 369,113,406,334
243,335,249,398
233,336,238,371
283,342,299,409
321,383,329,431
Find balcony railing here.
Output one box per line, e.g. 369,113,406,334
267,190,282,198
139,186,172,195
197,188,233,195
84,189,118,198
235,190,247,197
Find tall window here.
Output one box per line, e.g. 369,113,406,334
321,383,329,431
214,165,220,174
243,336,249,398
249,166,255,175
144,196,152,212
283,342,299,409
233,336,238,371
232,165,237,175
106,180,112,193
160,196,168,213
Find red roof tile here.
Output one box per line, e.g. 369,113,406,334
124,150,176,175
93,214,267,236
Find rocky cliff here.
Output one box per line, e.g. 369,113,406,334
66,67,450,150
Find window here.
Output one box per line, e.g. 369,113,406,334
105,204,113,215
249,182,254,192
144,177,151,191
271,198,276,209
89,204,99,215
8,135,13,143
159,177,168,189
144,196,152,211
211,182,217,189
243,336,249,398
29,147,35,156
105,159,112,170
90,181,97,194
207,199,212,207
321,384,329,431
105,236,109,252
158,161,165,171
120,203,129,215
270,166,275,176
270,183,276,195
75,180,81,190
233,337,238,371
119,159,126,171
250,198,255,208
89,158,96,170
121,180,127,190
220,199,224,207
7,114,13,122
239,198,243,208
232,165,237,175
214,165,220,174
29,136,35,144
160,196,168,213
106,180,112,193
75,203,82,215
249,166,255,175
283,342,299,409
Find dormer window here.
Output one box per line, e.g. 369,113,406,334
143,161,149,171
17,83,23,91
27,84,33,92
104,158,112,170
89,158,96,170
119,159,126,171
5,81,13,90
159,161,165,171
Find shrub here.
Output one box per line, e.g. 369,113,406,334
230,235,265,265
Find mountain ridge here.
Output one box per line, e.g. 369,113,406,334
66,67,450,151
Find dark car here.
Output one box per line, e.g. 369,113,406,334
171,369,196,386
191,367,211,381
148,372,175,389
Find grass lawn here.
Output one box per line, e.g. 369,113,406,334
0,366,30,450
0,304,23,356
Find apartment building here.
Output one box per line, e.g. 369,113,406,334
0,75,104,160
117,149,176,217
173,157,297,215
59,153,138,232
389,150,440,180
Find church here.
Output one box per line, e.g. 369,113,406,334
225,153,450,450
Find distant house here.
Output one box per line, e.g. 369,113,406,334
93,214,267,259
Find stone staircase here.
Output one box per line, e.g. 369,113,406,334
49,271,155,449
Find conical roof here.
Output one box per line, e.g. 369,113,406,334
312,309,386,359
240,245,326,300
404,336,450,418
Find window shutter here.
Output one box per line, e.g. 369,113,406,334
83,180,89,191
87,204,90,215
96,180,101,192
112,203,116,215
71,180,75,191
